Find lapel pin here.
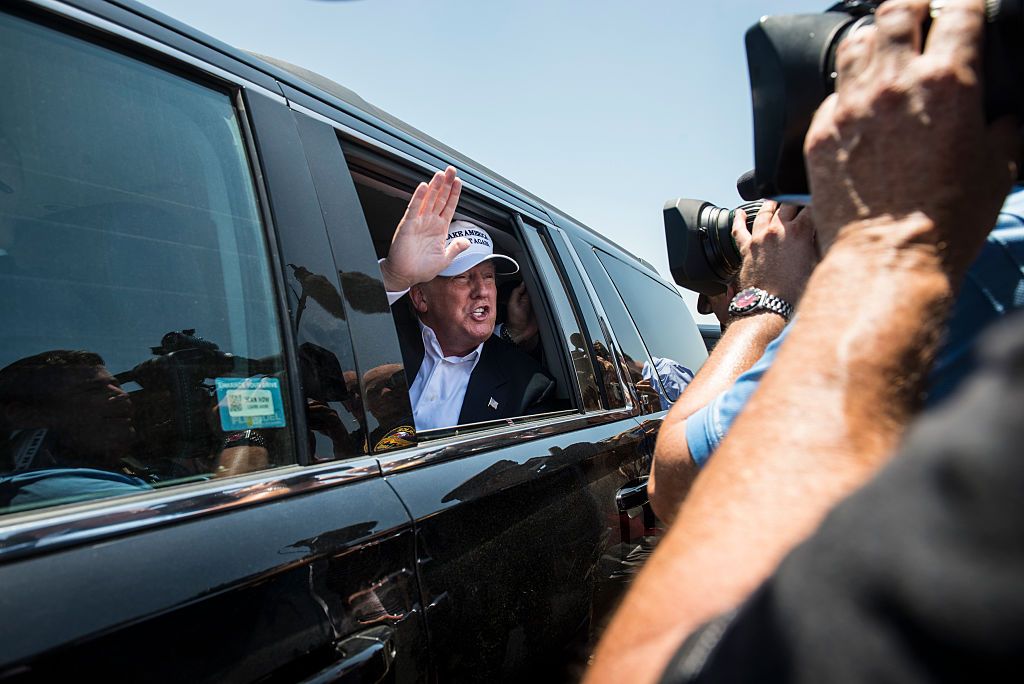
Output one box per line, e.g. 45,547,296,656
488,397,499,410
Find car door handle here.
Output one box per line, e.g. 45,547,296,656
616,477,657,550
297,625,396,684
615,476,649,512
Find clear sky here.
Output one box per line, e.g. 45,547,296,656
141,0,827,323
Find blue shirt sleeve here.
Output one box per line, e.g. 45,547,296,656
685,322,793,467
928,186,1024,405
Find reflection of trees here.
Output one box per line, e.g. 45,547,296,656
288,265,393,326
339,271,391,315
289,264,347,328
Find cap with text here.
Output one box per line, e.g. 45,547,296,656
439,221,519,277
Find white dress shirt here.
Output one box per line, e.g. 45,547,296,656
408,322,484,431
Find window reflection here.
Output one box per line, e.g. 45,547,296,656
0,13,295,513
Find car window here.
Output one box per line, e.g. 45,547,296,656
546,229,627,410
0,13,296,514
518,222,601,411
596,251,707,410
567,240,662,414
340,150,574,436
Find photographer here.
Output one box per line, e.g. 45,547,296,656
653,190,1024,525
586,0,1021,682
649,199,817,522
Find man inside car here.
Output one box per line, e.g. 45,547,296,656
378,166,554,431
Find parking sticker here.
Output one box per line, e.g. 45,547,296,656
215,377,286,431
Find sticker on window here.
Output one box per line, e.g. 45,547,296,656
215,377,286,431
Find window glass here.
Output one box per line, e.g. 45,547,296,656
519,222,601,411
597,251,707,410
524,222,602,409
570,239,662,414
0,13,295,514
547,230,626,410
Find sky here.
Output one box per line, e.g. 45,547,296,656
140,0,827,324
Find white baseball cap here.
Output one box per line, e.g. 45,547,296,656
439,221,520,277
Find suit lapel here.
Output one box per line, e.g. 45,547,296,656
459,336,510,424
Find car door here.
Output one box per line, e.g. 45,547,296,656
0,3,425,681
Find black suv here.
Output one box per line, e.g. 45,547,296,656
0,1,708,681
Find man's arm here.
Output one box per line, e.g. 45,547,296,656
586,1,1018,681
649,202,817,523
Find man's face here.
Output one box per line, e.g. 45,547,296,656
28,365,136,462
414,261,497,357
697,283,737,329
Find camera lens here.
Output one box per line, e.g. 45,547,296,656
665,197,758,296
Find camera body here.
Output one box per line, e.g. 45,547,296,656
745,0,1024,200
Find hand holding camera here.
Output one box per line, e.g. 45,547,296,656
734,201,818,309
805,0,1018,274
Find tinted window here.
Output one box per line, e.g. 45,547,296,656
569,239,661,415
519,222,601,411
547,229,629,410
597,251,706,410
0,13,295,514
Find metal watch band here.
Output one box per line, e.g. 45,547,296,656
759,292,793,320
729,287,794,321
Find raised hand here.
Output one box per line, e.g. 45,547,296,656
379,166,468,292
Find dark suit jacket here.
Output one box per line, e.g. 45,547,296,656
399,328,556,426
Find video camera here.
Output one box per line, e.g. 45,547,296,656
744,0,1023,200
666,0,1023,295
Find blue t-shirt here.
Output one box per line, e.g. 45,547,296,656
686,187,1024,467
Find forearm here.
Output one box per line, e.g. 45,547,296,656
588,222,957,684
650,314,787,522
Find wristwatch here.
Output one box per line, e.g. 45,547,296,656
728,287,793,321
222,429,269,451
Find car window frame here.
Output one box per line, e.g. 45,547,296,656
516,218,604,412
330,139,588,435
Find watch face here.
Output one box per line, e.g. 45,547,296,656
731,288,762,313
